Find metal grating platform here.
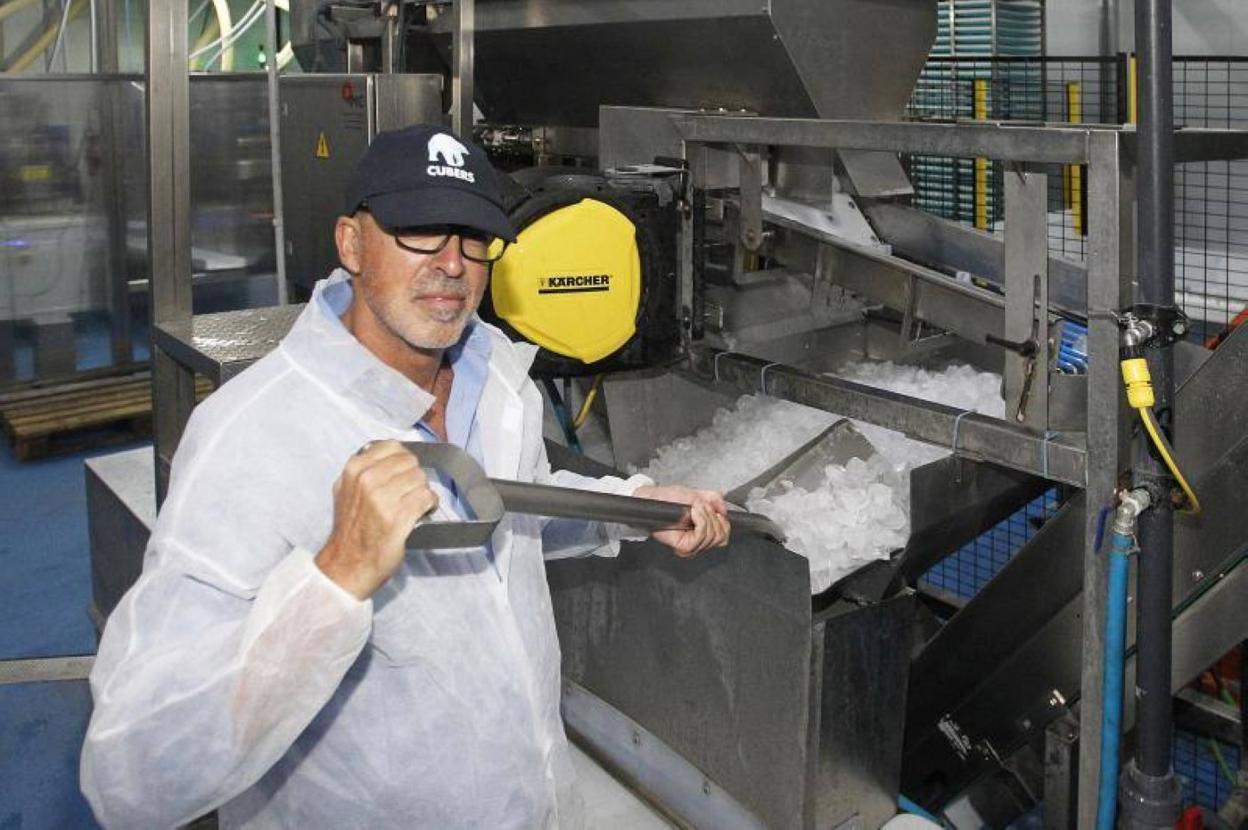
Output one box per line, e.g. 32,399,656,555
153,305,304,385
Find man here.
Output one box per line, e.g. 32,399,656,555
81,125,729,828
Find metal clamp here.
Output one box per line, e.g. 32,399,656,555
759,362,781,395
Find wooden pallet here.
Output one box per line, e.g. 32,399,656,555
0,373,213,461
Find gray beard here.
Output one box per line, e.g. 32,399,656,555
365,287,470,351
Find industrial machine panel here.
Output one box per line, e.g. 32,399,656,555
279,74,442,293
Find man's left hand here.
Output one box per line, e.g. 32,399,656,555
632,484,731,558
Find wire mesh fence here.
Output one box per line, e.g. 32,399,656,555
1173,57,1248,338
905,54,1248,338
921,489,1061,601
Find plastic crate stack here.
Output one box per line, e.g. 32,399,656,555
908,1,1044,226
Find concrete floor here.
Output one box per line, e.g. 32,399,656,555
0,436,139,829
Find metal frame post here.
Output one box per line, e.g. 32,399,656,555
97,0,132,369
1077,128,1132,830
146,0,194,503
450,0,474,139
264,0,288,305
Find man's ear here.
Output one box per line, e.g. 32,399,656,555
335,215,363,274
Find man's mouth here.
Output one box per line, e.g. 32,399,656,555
415,294,469,319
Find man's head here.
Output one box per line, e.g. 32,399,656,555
335,125,515,351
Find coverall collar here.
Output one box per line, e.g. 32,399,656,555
280,269,514,430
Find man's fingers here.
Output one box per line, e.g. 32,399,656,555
398,486,440,524
681,503,714,557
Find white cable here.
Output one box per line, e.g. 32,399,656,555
188,0,211,27
190,0,260,60
194,0,263,65
190,0,289,70
48,0,74,70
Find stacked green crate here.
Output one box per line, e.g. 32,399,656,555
909,1,1044,227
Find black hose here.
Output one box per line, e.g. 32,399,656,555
541,378,582,454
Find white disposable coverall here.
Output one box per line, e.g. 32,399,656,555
81,271,651,829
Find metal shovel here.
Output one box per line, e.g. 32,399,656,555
403,442,787,551
723,419,880,506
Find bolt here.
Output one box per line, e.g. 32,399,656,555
1020,717,1032,731
702,779,712,795
631,730,641,746
1173,320,1187,336
1192,569,1205,582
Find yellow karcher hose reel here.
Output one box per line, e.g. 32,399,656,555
481,169,680,378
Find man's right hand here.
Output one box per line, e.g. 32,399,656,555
315,440,440,600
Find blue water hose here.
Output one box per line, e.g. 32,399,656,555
1096,529,1134,830
898,794,948,827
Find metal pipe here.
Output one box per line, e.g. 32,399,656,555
450,0,473,139
263,0,287,305
490,479,785,544
1133,0,1175,779
1120,0,1182,826
1100,0,1120,57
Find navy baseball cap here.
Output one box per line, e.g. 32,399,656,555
345,124,516,242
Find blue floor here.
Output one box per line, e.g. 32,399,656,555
0,436,147,830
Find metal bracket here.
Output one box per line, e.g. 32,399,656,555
736,144,764,251
1123,304,1191,348
1004,169,1051,431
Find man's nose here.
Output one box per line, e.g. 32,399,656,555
431,235,466,276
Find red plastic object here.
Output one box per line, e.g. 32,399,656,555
1177,805,1203,830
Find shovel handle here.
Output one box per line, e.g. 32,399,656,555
491,479,786,543
403,442,786,551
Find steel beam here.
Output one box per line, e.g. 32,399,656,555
684,348,1086,486
451,0,474,139
674,115,1097,164
1077,128,1133,830
146,0,195,503
675,114,1248,169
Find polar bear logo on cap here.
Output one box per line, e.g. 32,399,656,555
428,133,469,167
426,133,476,182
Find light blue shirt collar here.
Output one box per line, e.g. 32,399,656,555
280,268,492,436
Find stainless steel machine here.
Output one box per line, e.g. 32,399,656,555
83,0,1248,827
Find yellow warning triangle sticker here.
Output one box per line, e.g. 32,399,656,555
315,132,330,159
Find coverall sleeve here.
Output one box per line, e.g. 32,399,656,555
531,436,655,559
80,537,372,828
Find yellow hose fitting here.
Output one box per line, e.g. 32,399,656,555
1121,357,1155,409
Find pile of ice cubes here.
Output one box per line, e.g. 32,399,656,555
639,361,1005,593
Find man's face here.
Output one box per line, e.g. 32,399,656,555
340,212,490,350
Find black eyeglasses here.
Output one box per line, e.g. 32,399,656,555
389,225,510,264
